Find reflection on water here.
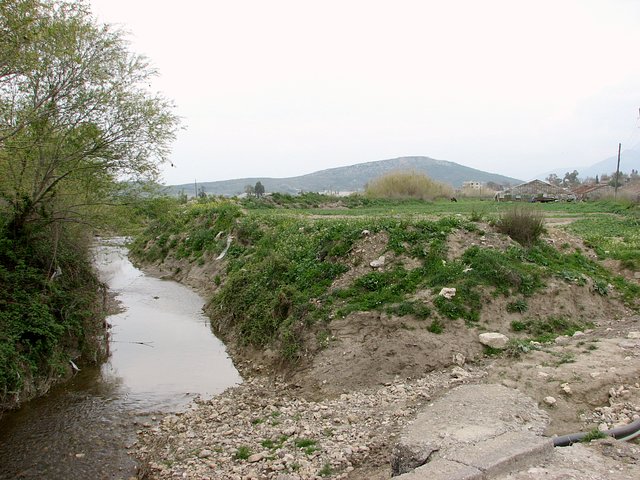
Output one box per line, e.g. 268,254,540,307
0,238,241,479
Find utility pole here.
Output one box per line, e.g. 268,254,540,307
194,179,198,199
615,143,621,199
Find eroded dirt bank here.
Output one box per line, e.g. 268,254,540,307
131,219,640,479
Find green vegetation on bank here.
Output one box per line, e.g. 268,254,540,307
0,225,106,408
131,196,639,362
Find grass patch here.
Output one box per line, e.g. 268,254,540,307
506,299,528,313
510,316,589,343
261,435,289,450
318,463,334,477
568,213,640,270
294,438,318,455
427,319,444,334
386,301,431,319
580,428,608,442
234,445,252,460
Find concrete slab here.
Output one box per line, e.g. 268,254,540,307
443,430,554,477
391,384,549,475
395,459,483,480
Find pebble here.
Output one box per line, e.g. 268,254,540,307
247,453,265,463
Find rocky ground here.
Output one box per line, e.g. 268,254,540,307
133,321,640,479
132,220,640,479
134,367,486,479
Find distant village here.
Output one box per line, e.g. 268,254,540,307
465,169,640,202
313,169,640,202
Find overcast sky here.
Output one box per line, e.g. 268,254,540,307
90,0,640,185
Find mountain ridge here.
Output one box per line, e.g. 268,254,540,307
166,156,522,196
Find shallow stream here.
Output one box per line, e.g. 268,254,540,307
0,238,241,479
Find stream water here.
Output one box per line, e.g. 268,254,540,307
0,238,241,479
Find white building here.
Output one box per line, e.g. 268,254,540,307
462,181,482,190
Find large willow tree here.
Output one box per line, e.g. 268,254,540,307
0,0,180,238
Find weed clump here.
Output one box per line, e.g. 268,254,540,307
233,445,252,460
509,316,589,343
580,428,608,443
496,207,545,247
427,319,444,334
506,299,528,313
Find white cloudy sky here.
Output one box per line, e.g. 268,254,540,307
90,0,640,185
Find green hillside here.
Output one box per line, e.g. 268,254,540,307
166,156,522,196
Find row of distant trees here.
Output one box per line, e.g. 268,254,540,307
244,181,265,197
546,169,639,188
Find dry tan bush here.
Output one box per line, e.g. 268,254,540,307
365,170,453,201
496,206,545,247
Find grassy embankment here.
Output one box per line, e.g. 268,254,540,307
130,195,640,364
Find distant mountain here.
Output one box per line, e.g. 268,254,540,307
536,149,640,181
166,156,522,197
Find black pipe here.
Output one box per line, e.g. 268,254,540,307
553,418,640,447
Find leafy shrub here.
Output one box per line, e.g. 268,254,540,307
496,207,545,246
